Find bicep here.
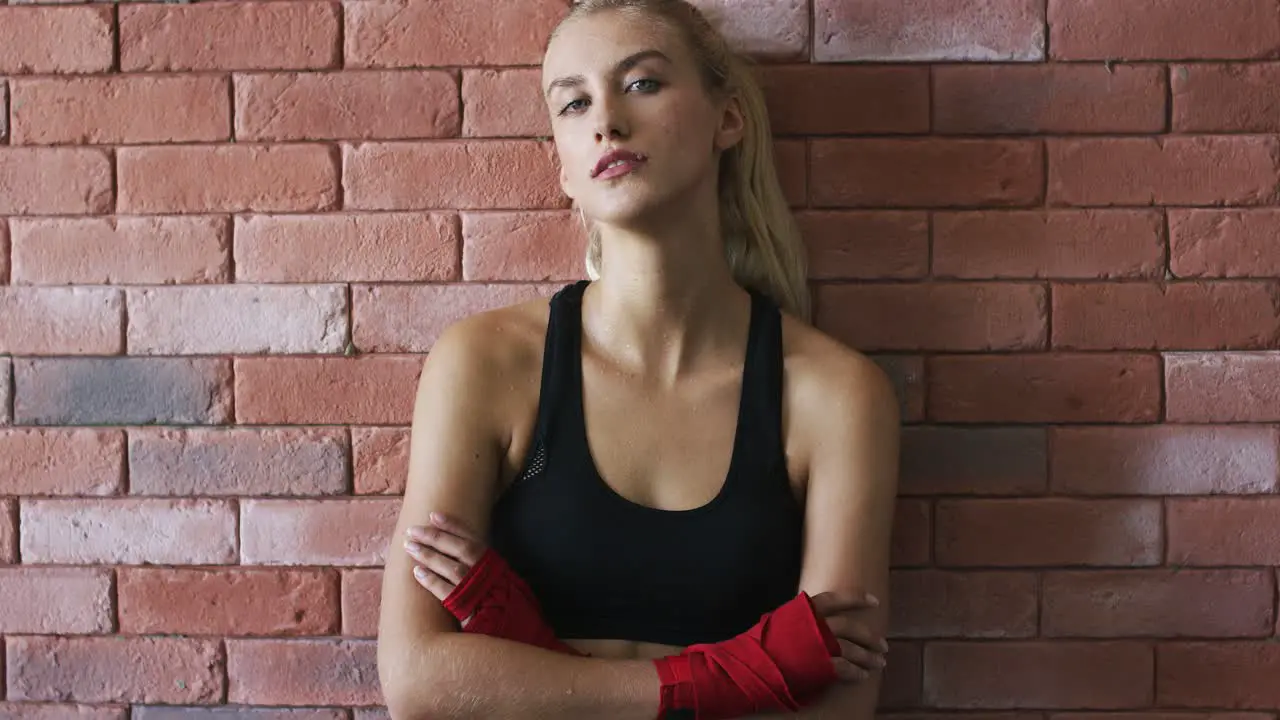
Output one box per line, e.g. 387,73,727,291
795,357,901,716
378,323,506,680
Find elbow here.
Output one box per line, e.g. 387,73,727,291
378,634,448,720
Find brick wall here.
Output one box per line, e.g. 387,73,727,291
1,0,1278,716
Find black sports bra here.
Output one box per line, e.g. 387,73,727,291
487,280,804,647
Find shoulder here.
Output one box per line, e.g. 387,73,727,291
778,314,901,477
780,314,900,428
412,290,556,435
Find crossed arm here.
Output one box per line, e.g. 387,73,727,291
377,321,901,719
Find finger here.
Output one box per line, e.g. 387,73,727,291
810,590,880,616
405,525,482,565
837,638,888,673
405,540,471,585
412,565,456,603
825,615,890,654
430,512,479,541
831,658,871,683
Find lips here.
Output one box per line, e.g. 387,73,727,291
592,149,647,178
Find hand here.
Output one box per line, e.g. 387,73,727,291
403,512,485,624
810,590,889,682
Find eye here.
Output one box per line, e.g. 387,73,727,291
558,98,588,116
628,78,662,93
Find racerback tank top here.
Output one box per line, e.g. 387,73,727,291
487,279,804,647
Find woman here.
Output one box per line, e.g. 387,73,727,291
377,1,900,718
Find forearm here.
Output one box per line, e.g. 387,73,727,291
384,631,661,720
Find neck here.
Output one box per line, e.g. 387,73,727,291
582,202,751,385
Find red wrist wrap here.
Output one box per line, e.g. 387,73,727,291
652,592,841,719
441,547,586,656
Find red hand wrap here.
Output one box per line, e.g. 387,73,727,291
652,592,841,719
441,547,586,656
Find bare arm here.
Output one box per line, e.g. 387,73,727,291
745,350,902,719
377,318,662,720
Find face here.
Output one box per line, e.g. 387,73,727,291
542,10,745,225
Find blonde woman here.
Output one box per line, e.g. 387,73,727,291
378,1,900,718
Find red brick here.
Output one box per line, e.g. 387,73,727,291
11,217,231,285
0,148,113,215
815,0,1045,61
775,139,808,208
1,498,15,563
0,568,112,634
21,498,237,565
6,636,224,703
118,568,340,636
15,358,233,426
1167,353,1280,422
895,714,1042,720
892,499,931,567
135,711,344,720
1170,209,1280,278
929,354,1162,423
235,356,422,425
936,499,1162,567
935,64,1165,134
128,429,349,497
1158,643,1280,708
761,65,929,135
227,639,378,705
688,0,809,60
0,705,126,720
1049,0,1280,60
1048,137,1280,207
236,70,458,141
816,283,1046,352
341,569,382,637
121,2,340,71
118,145,340,213
890,570,1037,639
353,283,555,353
0,429,124,496
0,5,113,74
346,0,565,67
934,210,1165,280
1174,63,1280,132
355,709,391,720
344,141,566,211
126,285,347,355
1,218,9,283
1051,426,1280,495
924,642,1153,709
352,427,410,495
811,140,1043,208
240,499,400,566
1054,282,1280,351
871,355,926,424
0,288,122,355
462,69,549,138
1168,498,1280,566
11,76,230,145
900,427,1047,496
462,211,586,281
1,357,10,426
0,83,8,144
878,641,923,710
1044,570,1274,638
236,213,458,283
798,211,929,280
1054,713,1270,720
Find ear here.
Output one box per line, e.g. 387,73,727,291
712,93,746,152
559,162,577,201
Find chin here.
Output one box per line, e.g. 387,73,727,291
582,183,692,227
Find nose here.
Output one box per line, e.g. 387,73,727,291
592,91,630,143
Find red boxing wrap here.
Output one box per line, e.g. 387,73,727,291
441,547,586,656
652,592,842,719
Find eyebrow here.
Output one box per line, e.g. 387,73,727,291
544,49,672,98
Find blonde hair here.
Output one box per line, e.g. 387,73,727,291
552,0,812,321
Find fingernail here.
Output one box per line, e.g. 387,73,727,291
880,639,890,653
431,512,446,524
413,566,426,579
867,594,880,607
